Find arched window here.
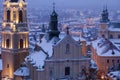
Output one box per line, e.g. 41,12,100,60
13,11,16,21
6,39,10,48
19,10,23,23
7,10,10,22
20,39,23,48
66,44,70,53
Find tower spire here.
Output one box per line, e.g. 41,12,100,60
100,4,109,23
53,2,55,11
47,3,60,41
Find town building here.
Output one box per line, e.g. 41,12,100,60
91,38,120,76
91,7,120,78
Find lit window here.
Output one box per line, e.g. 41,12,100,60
13,11,16,21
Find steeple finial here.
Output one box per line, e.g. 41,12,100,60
53,2,55,11
105,4,108,11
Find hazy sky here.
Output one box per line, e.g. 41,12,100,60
27,0,120,10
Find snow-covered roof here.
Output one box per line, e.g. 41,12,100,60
14,66,29,77
92,38,120,56
25,51,47,71
108,27,120,32
108,22,120,32
107,71,120,80
0,59,2,71
73,36,86,41
38,37,55,57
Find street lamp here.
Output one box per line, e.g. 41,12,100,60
101,75,104,80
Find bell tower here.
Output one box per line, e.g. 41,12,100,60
1,0,29,79
47,3,60,41
98,6,110,39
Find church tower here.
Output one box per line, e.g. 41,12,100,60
100,6,110,23
98,6,110,39
1,0,29,79
47,3,60,41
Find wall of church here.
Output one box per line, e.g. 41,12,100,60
44,59,90,80
26,61,46,80
52,41,82,60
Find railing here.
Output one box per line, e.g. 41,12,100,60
2,48,29,53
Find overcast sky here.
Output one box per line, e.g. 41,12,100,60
27,0,120,10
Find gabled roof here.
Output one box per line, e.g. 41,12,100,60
14,62,29,76
55,34,80,47
92,38,120,56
